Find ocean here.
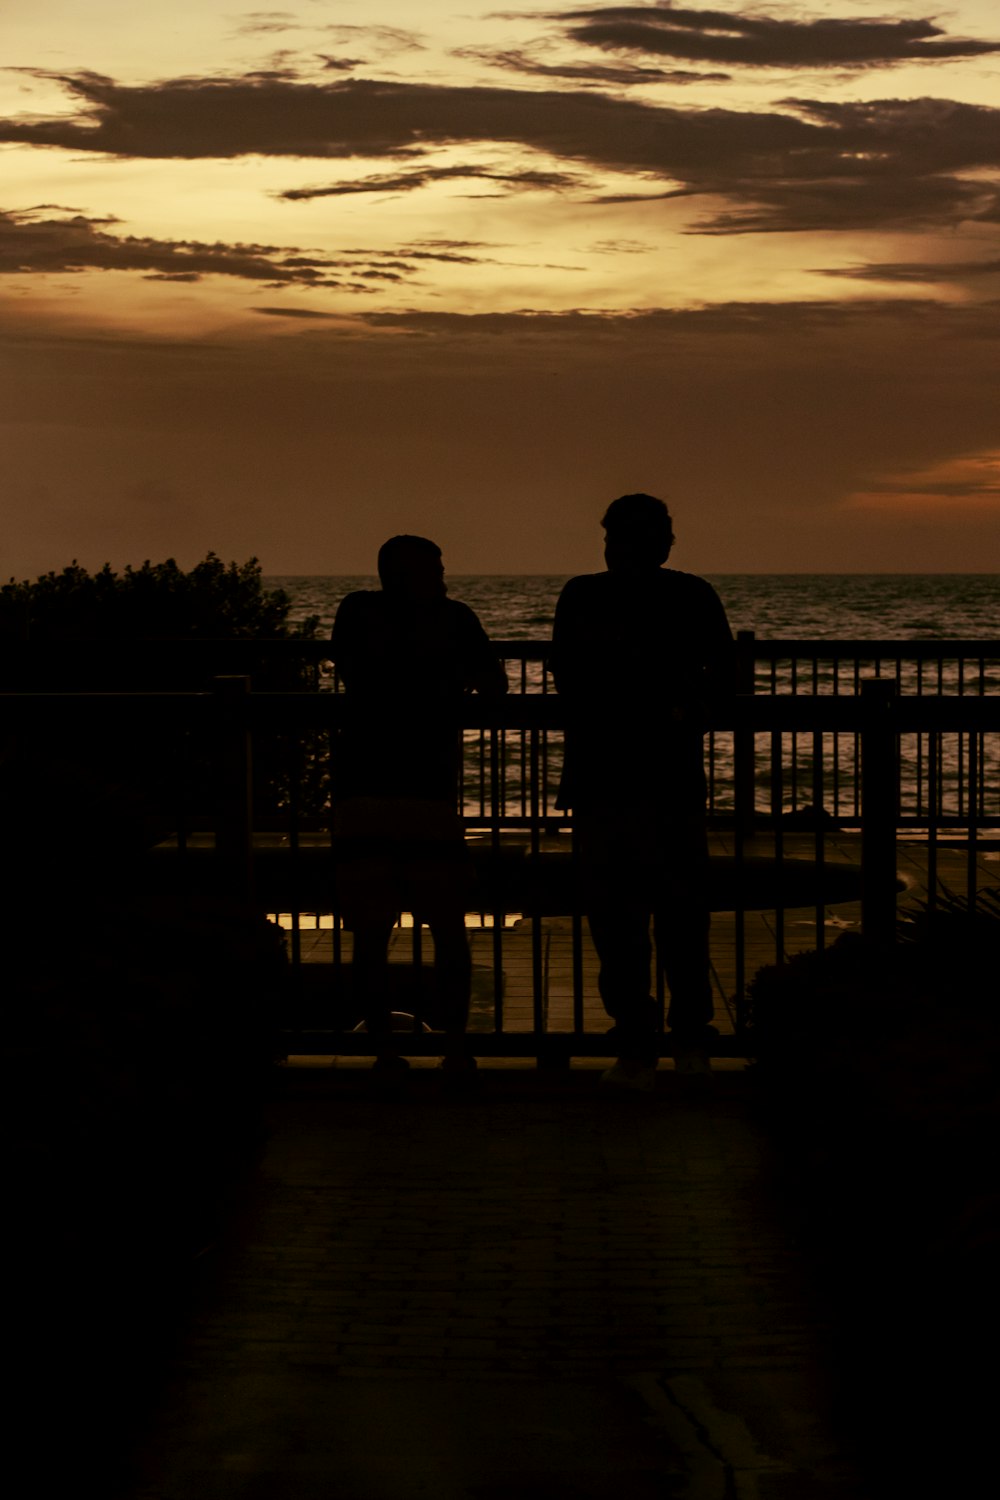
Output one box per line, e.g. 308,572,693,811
268,574,1000,642
266,575,1000,818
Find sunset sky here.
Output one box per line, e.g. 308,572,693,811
4,1,1000,574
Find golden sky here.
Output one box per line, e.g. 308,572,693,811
4,2,1000,573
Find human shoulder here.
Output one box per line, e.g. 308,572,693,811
333,588,381,619
661,569,726,608
660,570,733,653
556,572,608,608
559,572,606,592
440,596,490,638
443,596,482,623
330,589,383,643
661,567,714,591
343,589,382,605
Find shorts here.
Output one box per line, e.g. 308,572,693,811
333,796,474,928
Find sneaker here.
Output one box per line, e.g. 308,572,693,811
439,1054,480,1096
370,1054,411,1095
600,1059,657,1093
671,1024,718,1075
671,1032,714,1074
372,1053,410,1073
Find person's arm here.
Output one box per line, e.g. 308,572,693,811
550,578,589,700
330,592,364,691
700,585,737,707
461,608,508,696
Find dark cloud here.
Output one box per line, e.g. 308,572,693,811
588,237,654,252
252,305,343,318
340,243,498,265
589,185,693,203
0,72,827,168
686,95,1000,233
454,44,729,85
318,56,365,73
817,257,1000,284
20,201,91,215
349,298,963,338
0,206,345,284
397,248,487,264
407,238,500,250
356,268,410,281
280,162,586,200
324,240,581,272
7,74,1000,235
554,6,1000,70
691,174,1000,235
271,239,552,277
783,96,1000,175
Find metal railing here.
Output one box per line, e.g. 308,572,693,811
10,634,997,828
4,678,998,1059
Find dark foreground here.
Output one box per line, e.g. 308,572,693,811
81,1061,884,1500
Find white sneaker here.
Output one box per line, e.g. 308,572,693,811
600,1059,657,1093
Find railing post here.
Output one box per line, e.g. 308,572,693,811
860,678,898,945
213,675,254,905
734,629,756,838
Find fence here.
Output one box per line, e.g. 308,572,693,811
4,669,999,1059
15,631,996,826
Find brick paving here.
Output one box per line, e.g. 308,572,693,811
120,1064,868,1498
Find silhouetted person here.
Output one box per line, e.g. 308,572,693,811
551,494,734,1088
332,536,507,1084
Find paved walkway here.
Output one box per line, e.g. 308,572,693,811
119,1063,869,1499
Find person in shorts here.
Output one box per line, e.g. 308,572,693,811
332,535,507,1080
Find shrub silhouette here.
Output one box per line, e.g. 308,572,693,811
0,554,327,822
0,553,313,644
746,889,1000,1492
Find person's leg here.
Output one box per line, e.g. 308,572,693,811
407,847,476,1067
655,902,713,1030
338,851,401,1058
425,908,473,1061
586,902,657,1062
576,807,658,1065
653,814,715,1060
350,914,397,1042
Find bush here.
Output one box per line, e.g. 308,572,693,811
0,554,315,643
746,891,1000,1489
0,554,328,821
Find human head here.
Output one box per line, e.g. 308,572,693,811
601,493,674,571
377,534,446,602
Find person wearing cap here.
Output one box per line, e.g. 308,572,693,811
551,494,734,1089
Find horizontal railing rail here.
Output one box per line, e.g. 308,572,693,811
5,685,1000,727
4,633,1000,696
